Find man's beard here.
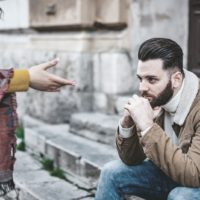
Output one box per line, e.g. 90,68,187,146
141,80,174,108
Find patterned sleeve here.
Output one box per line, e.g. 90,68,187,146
0,68,14,100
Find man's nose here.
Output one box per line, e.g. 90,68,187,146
139,81,149,92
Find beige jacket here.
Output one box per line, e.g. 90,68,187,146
116,71,200,187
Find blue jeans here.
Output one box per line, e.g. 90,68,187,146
95,160,200,200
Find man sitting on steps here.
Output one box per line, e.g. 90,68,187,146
95,38,200,200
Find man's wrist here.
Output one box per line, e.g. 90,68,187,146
121,116,134,128
119,119,134,138
140,121,154,133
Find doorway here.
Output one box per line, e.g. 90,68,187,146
188,0,200,76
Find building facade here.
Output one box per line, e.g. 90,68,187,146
0,0,194,123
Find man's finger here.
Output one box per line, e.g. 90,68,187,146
128,98,134,105
124,104,131,112
132,94,140,102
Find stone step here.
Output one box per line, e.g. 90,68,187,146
21,115,144,200
0,151,143,200
12,151,93,200
23,115,118,186
69,112,120,146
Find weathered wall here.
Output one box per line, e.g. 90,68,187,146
130,0,189,72
0,0,189,123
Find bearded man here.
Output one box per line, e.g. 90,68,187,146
95,38,200,200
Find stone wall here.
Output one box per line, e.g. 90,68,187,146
130,0,189,71
0,48,94,123
0,0,189,123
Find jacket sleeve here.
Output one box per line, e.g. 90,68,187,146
0,68,14,101
141,119,200,187
8,69,30,92
116,125,146,165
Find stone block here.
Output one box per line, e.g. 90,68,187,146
96,0,127,25
115,95,130,115
70,112,119,146
15,170,90,200
22,115,46,129
93,52,135,94
93,92,117,114
29,0,95,29
24,181,89,200
45,142,60,161
64,171,96,190
24,128,47,156
15,170,56,185
57,148,80,175
18,190,38,200
80,158,101,180
15,151,41,172
0,0,29,30
93,92,108,112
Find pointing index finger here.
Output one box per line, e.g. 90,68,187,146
51,74,76,86
42,58,60,70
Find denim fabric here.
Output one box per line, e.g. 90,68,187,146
168,187,200,200
95,160,200,200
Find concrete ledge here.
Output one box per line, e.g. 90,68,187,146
24,115,118,182
13,151,92,200
70,112,120,146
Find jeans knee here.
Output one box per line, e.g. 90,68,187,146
100,160,126,182
168,188,182,200
167,187,200,200
100,160,118,179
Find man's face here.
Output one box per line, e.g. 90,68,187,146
137,59,174,107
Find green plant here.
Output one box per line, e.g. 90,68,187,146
16,124,26,151
41,159,54,171
16,124,25,139
50,168,66,180
17,140,26,151
41,159,66,180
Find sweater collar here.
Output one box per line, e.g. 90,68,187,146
162,69,199,125
162,79,185,115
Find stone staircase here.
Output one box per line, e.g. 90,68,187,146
14,151,93,200
69,113,119,147
10,113,144,200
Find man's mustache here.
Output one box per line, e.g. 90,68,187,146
141,91,155,98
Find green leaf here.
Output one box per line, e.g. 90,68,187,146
16,125,24,139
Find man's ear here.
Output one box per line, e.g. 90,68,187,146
171,71,183,89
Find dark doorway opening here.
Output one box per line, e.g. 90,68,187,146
188,0,200,76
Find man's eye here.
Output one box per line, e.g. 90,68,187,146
137,77,142,82
148,78,157,84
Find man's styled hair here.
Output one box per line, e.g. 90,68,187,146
138,38,184,75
